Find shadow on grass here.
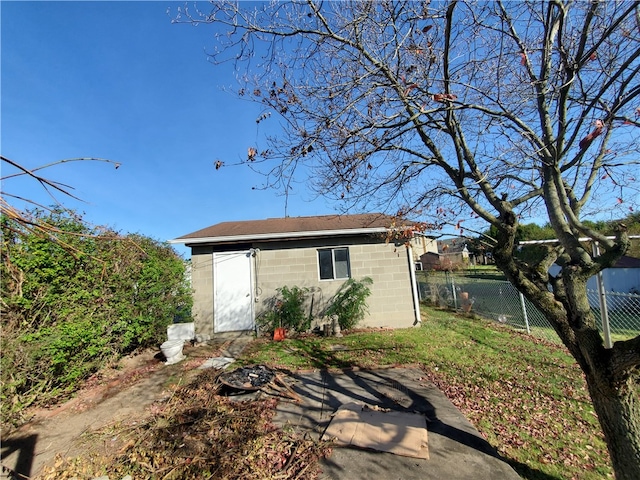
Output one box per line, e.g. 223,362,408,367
506,459,563,480
289,340,354,369
282,340,415,369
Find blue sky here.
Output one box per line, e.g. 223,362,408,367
1,1,332,257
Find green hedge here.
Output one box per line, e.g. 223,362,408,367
1,210,192,427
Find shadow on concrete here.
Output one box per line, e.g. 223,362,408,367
245,338,565,479
291,367,501,456
1,433,37,479
273,365,522,479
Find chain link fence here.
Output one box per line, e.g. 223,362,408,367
586,289,640,343
417,271,640,344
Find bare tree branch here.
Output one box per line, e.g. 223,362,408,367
172,2,640,476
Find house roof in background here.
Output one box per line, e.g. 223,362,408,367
171,213,410,245
437,237,469,254
614,256,640,268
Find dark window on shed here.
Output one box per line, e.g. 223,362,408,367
318,247,351,280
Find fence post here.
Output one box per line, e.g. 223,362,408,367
593,242,613,348
449,272,458,310
519,292,531,334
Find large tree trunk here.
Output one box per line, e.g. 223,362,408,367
570,309,640,480
586,373,640,480
549,269,640,479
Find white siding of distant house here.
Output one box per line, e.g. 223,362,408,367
587,268,640,294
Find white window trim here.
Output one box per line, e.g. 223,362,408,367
318,247,351,281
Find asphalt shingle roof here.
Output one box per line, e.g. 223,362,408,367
173,213,408,244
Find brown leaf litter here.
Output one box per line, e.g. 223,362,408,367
37,368,331,479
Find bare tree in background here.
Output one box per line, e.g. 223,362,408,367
176,1,640,476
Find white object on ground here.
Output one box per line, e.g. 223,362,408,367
198,357,236,370
160,339,185,365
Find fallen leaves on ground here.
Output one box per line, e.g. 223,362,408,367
422,365,611,479
38,369,331,480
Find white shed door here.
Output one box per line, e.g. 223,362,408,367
213,252,254,333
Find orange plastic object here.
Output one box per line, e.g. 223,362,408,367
273,327,286,341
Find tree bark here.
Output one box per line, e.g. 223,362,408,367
586,369,640,480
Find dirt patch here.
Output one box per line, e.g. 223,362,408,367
33,368,330,480
1,341,231,479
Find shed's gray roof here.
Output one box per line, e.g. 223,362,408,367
172,213,408,245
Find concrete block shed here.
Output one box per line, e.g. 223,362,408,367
171,213,423,338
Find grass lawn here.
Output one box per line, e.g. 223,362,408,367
240,306,613,480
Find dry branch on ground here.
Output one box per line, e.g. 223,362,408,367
37,368,331,480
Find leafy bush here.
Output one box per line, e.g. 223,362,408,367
325,277,373,330
257,285,310,334
0,209,192,428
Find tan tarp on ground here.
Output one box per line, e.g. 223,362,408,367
322,402,429,459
